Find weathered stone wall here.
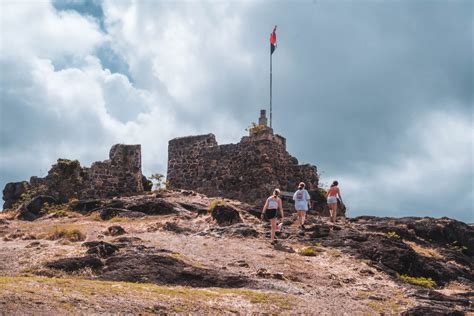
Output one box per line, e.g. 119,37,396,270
2,144,148,209
167,127,319,204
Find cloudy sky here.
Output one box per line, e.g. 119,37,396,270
1,0,472,222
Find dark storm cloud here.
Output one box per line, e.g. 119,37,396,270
1,0,472,222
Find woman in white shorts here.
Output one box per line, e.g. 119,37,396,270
293,182,311,229
327,180,342,223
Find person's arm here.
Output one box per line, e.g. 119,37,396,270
278,198,284,220
306,190,311,209
337,188,343,202
261,199,269,220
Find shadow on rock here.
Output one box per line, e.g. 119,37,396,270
99,253,249,288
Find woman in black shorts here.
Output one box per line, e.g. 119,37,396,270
261,188,285,244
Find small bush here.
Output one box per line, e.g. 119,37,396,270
387,231,401,239
208,199,225,213
46,227,85,242
246,122,267,134
398,274,436,289
298,247,317,256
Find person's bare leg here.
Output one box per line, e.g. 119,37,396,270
270,218,276,242
332,204,337,222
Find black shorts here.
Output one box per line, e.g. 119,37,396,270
266,209,277,219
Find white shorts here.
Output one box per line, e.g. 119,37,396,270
295,201,308,211
327,196,338,204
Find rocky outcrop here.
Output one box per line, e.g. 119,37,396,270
2,181,28,210
2,144,148,210
15,195,59,221
45,256,103,272
320,217,474,286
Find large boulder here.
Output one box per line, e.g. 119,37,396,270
211,204,242,226
83,241,119,258
70,199,103,214
124,197,176,215
15,195,59,221
2,181,28,209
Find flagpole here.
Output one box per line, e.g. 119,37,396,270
270,47,273,128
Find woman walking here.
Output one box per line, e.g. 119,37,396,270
261,188,284,244
327,180,343,223
293,182,311,229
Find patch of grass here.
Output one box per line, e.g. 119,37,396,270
298,247,317,256
367,301,384,313
386,231,401,239
404,241,443,259
327,249,341,257
398,274,436,289
208,199,225,213
109,217,128,223
46,226,86,242
88,213,102,221
0,276,294,312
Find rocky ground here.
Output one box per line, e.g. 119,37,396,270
0,189,472,314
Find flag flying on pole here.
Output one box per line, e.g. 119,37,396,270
270,26,277,54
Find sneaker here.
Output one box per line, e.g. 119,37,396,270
301,224,306,230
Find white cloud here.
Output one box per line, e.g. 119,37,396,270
1,1,103,59
336,109,473,220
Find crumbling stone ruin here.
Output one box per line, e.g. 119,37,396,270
167,110,319,204
2,144,151,209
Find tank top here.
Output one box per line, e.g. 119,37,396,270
267,196,279,209
328,186,338,197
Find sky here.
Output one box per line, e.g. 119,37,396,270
0,0,472,222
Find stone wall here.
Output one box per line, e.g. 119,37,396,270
167,126,319,204
2,144,149,209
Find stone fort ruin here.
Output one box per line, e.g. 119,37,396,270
2,144,151,209
167,110,319,204
3,110,319,209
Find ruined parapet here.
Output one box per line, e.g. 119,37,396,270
167,111,319,204
85,144,144,197
167,134,217,189
2,144,147,209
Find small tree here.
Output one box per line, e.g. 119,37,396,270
149,173,165,190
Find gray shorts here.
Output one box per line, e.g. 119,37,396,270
327,196,337,204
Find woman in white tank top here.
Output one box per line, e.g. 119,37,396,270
261,188,284,244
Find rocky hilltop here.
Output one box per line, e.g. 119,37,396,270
1,112,472,314
0,189,472,314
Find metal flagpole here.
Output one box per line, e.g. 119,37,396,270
270,49,273,128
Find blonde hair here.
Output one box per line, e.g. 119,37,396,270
273,188,280,197
298,182,305,189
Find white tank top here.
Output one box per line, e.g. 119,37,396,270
268,197,279,209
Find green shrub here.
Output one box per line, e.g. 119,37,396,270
208,199,225,213
387,231,401,239
46,227,85,242
298,247,317,256
398,274,436,288
246,122,267,134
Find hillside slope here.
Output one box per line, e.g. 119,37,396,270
0,190,472,314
